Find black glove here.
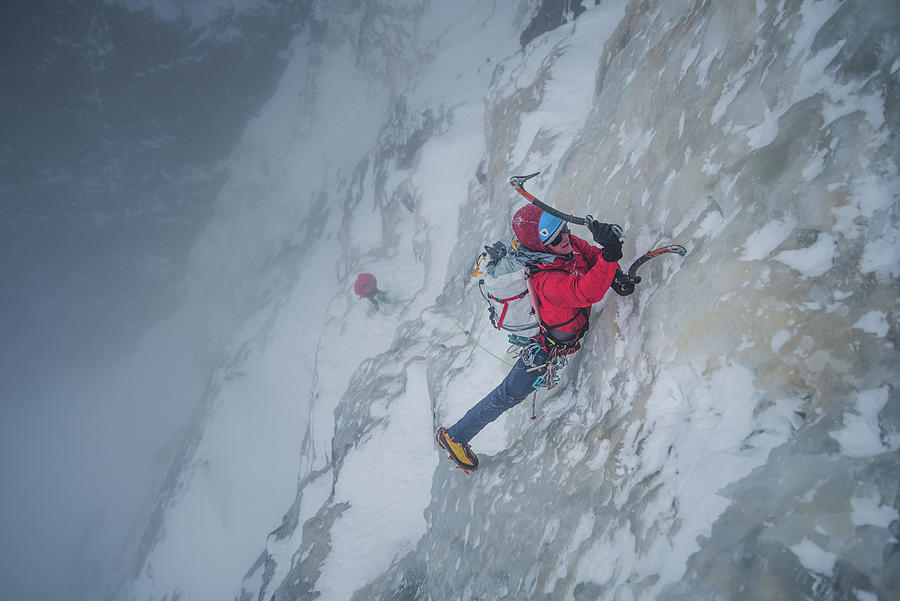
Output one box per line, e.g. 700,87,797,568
588,220,623,262
611,269,637,296
484,241,507,265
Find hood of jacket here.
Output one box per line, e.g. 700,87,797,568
512,245,572,269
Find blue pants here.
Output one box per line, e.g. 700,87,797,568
446,348,549,445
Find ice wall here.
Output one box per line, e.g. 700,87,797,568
124,1,898,600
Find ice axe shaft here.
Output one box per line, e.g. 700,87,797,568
510,172,684,285
626,244,687,281
509,172,588,226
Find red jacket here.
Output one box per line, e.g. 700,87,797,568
528,234,619,340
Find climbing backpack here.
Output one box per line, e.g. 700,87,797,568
473,237,540,337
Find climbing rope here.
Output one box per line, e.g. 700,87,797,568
432,307,515,368
432,307,568,421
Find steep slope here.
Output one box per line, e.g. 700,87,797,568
126,1,898,601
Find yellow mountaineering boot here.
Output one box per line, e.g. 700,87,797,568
436,427,478,473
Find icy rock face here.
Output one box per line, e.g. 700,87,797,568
519,0,587,48
345,1,899,600
129,1,897,600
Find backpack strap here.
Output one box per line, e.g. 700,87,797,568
487,289,529,329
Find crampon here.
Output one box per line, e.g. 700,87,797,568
436,427,478,474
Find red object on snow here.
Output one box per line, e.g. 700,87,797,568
354,273,377,297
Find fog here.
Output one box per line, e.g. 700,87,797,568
2,1,898,601
0,1,304,599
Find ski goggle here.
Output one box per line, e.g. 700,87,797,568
547,225,570,247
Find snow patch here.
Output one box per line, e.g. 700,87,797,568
790,539,836,576
773,233,835,277
771,330,792,353
853,311,889,338
830,387,899,458
316,362,438,600
740,216,797,261
850,496,900,529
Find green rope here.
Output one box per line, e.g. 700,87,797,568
433,307,515,368
433,306,548,421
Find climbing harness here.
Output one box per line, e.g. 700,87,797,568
505,336,568,421
507,336,567,391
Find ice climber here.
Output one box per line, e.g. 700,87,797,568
436,204,631,472
353,272,387,309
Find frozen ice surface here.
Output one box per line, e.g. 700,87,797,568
119,1,899,601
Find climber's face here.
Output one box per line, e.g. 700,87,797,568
545,225,572,255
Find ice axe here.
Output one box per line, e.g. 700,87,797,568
509,171,686,284
509,171,623,241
